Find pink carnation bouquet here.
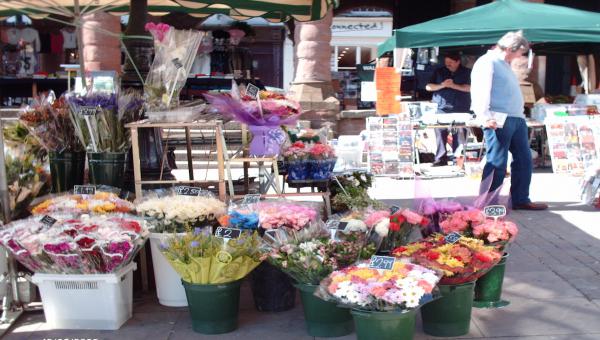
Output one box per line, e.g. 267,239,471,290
473,220,519,251
256,201,318,230
439,210,486,234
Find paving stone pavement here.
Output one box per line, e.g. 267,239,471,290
5,171,600,339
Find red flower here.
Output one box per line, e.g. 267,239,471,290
395,246,408,253
389,222,400,232
474,252,493,263
390,214,406,225
292,141,305,149
420,217,430,226
425,251,440,260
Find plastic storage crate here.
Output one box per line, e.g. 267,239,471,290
31,262,136,330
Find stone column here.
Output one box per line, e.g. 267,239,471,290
81,12,121,73
289,9,339,133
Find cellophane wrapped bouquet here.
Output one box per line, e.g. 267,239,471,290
315,260,441,311
260,218,377,285
19,92,83,153
255,200,319,231
159,227,261,284
417,198,465,236
145,23,203,111
439,209,518,252
204,89,301,156
393,234,502,285
66,90,144,153
376,208,429,253
136,189,227,233
31,189,134,215
0,214,148,274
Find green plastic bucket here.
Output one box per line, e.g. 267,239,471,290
48,151,85,193
474,253,510,308
421,282,475,337
182,279,242,334
296,283,353,337
87,152,126,189
351,308,416,340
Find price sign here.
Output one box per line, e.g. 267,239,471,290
40,215,57,227
172,58,184,69
242,194,261,205
369,255,395,270
175,186,202,196
73,185,96,195
337,222,348,230
245,83,260,99
214,227,242,239
444,232,462,244
79,106,98,116
483,205,507,219
389,205,401,214
264,229,278,242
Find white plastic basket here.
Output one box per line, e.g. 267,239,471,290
31,262,136,330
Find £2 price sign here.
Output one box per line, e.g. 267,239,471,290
175,186,202,196
369,255,395,270
214,227,242,240
73,185,96,195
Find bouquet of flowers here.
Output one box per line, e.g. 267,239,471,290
136,191,226,233
19,93,83,153
417,197,465,236
0,214,148,274
439,210,486,235
31,190,134,215
255,200,318,231
309,143,336,161
204,90,301,156
3,153,51,220
145,24,203,111
378,208,429,252
316,260,441,311
67,90,144,153
283,141,308,161
472,220,518,251
160,227,262,284
261,221,375,285
393,234,502,285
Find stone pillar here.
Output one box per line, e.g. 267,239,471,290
288,9,339,133
81,12,121,73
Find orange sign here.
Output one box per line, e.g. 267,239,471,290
375,67,402,116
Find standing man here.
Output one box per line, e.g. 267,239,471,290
471,31,547,210
426,53,471,166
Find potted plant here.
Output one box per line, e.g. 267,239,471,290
316,259,441,340
159,227,261,334
307,142,337,180
283,141,310,180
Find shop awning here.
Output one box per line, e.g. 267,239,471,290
378,0,600,56
0,0,336,22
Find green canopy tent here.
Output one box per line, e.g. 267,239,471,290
378,0,600,56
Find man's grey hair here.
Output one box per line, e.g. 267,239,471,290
497,30,529,53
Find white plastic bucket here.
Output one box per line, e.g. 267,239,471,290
149,233,187,307
31,262,136,330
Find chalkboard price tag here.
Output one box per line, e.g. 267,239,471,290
337,222,348,230
389,205,401,214
242,194,261,205
175,186,201,196
73,185,96,195
79,106,98,116
483,205,507,219
369,255,395,270
214,227,242,239
245,83,260,99
445,232,462,244
40,215,57,227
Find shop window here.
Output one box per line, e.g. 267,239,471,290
338,46,357,69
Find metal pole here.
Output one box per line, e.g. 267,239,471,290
73,0,86,87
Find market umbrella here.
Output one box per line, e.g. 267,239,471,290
0,0,337,78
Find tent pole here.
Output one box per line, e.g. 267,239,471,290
74,0,86,88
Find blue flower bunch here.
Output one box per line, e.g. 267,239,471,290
227,211,259,230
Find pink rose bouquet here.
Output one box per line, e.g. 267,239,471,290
256,201,318,230
439,210,486,234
